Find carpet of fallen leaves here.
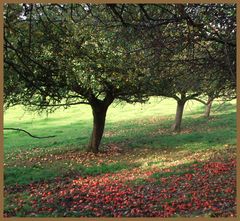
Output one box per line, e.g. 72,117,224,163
4,145,236,217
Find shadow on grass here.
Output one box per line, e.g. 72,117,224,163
4,144,236,217
185,101,236,116
128,150,235,187
127,161,202,187
103,111,236,151
4,103,236,155
4,161,140,187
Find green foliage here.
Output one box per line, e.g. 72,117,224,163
4,4,236,111
4,4,151,112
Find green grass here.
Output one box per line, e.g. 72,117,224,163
4,97,236,153
3,97,195,152
151,168,195,179
4,161,139,186
4,97,236,187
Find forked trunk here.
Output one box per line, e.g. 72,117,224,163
204,98,213,118
171,100,186,132
88,104,108,153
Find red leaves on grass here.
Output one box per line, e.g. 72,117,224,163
4,158,236,217
203,162,230,174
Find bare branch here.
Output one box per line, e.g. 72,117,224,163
4,128,56,139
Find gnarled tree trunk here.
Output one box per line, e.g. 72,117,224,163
171,100,186,133
88,103,108,153
204,97,213,118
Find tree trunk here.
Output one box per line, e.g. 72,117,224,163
204,98,213,118
171,100,186,132
88,104,108,153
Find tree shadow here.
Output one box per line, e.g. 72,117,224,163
102,110,236,150
4,102,236,154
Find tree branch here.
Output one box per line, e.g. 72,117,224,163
4,128,56,139
192,97,208,105
30,101,90,107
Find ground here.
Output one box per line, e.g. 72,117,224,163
4,97,236,217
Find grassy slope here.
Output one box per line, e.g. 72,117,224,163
4,97,236,185
4,97,236,153
3,97,237,217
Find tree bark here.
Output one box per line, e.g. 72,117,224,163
88,103,108,153
204,97,213,118
171,100,186,132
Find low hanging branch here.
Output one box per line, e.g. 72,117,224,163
4,128,56,139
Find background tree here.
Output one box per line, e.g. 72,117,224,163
134,3,236,131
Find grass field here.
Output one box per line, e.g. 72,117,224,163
4,97,237,217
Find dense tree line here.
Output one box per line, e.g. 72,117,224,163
4,4,236,152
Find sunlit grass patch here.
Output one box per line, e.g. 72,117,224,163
151,169,195,179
